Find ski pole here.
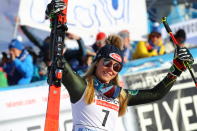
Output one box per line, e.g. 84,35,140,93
162,17,197,88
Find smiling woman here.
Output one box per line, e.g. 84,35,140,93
62,35,129,131
60,33,194,131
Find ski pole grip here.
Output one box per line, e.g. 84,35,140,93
162,17,172,33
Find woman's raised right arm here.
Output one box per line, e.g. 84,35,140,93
62,60,87,103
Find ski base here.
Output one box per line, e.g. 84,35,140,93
44,85,61,131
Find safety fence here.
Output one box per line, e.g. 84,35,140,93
0,48,197,131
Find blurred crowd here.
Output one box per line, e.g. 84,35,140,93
0,26,195,87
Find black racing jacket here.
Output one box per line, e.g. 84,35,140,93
62,60,177,106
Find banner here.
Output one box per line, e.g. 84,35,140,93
121,48,197,131
18,0,148,41
123,63,197,131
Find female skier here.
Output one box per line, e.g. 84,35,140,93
46,1,194,131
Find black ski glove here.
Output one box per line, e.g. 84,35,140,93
169,46,194,77
45,0,66,19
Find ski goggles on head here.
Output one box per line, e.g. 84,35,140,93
103,58,122,72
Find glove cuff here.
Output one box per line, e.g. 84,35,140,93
169,64,182,77
167,72,177,80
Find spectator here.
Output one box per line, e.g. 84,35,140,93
164,29,192,53
132,31,165,59
118,30,132,62
105,34,124,50
36,32,87,79
3,39,34,85
20,26,51,82
175,29,186,47
76,47,96,75
92,32,106,52
0,67,8,87
21,25,88,80
26,46,48,82
39,32,87,74
63,32,87,70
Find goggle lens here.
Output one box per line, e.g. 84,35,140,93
103,59,122,72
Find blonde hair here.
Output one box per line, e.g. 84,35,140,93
83,34,128,116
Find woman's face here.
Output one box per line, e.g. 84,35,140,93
95,58,121,83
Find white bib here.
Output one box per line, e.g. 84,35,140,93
71,88,120,131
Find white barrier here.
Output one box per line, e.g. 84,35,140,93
0,81,128,131
1,50,197,131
